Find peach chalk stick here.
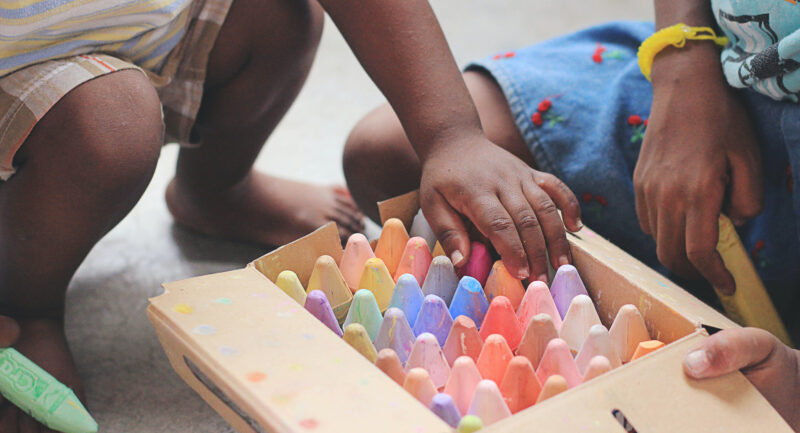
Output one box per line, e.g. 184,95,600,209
444,356,483,415
405,333,451,389
432,241,447,258
476,334,513,385
535,375,568,403
517,281,563,331
535,338,582,388
339,233,376,293
443,316,483,366
582,355,612,382
559,294,601,354
374,218,409,276
630,340,665,361
575,325,622,374
395,237,433,285
500,356,541,414
404,368,438,407
467,380,511,426
608,304,651,363
376,349,406,385
517,313,559,370
484,261,525,310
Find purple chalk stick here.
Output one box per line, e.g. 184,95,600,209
550,265,589,319
430,393,462,427
305,290,343,337
375,308,416,364
413,294,454,346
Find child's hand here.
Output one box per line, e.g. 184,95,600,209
419,134,582,281
683,328,800,430
633,43,763,294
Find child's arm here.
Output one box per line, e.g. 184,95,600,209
633,0,764,295
683,328,800,430
318,0,582,280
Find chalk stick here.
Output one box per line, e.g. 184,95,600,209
410,209,438,251
374,218,410,276
343,323,378,363
422,256,459,305
339,233,376,293
376,348,406,385
304,290,343,337
630,340,665,361
343,289,383,342
484,261,525,310
476,334,513,386
575,325,621,374
444,356,483,415
467,379,511,426
517,281,562,331
429,393,462,428
387,274,425,327
582,355,612,382
479,296,522,351
535,338,582,388
559,294,601,354
608,304,650,363
413,295,453,346
499,356,541,414
395,237,433,285
375,308,416,364
456,415,484,433
432,241,447,258
403,368,437,406
275,270,307,305
306,255,353,322
457,242,492,287
443,316,483,366
405,333,451,389
535,374,568,404
550,264,589,319
358,257,396,311
449,276,490,328
517,313,559,370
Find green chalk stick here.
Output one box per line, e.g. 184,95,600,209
0,348,97,433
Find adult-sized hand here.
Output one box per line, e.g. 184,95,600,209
420,133,582,282
633,44,763,294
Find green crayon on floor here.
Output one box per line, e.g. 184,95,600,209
0,348,97,433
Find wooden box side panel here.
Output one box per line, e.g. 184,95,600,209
150,267,451,433
484,331,792,433
249,223,343,286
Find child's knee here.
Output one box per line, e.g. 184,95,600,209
343,105,409,182
38,70,163,198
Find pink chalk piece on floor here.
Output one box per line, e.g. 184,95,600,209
558,294,602,354
475,334,513,386
575,325,622,374
443,316,483,366
467,380,511,426
304,290,343,337
549,264,589,319
478,296,522,351
395,236,433,285
339,233,376,293
405,333,451,389
457,242,492,287
517,281,563,331
444,356,483,415
535,338,582,389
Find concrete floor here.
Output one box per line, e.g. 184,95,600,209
67,1,652,431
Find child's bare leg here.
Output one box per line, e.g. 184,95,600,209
343,70,534,222
0,69,163,430
166,0,364,246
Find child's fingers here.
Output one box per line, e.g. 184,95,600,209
685,202,735,295
532,172,582,232
0,316,20,348
683,328,777,379
654,208,694,277
465,193,530,279
726,149,764,225
633,169,653,236
497,190,548,282
421,190,471,267
521,182,572,271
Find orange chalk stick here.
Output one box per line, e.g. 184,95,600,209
535,338,582,388
395,237,433,285
339,233,376,293
500,356,541,413
479,296,522,351
476,334,514,385
444,356,483,415
432,241,447,258
484,261,525,310
535,375,568,403
517,281,563,331
630,340,665,361
374,218,410,276
609,304,651,363
376,349,406,385
404,368,438,407
443,316,484,366
517,313,559,370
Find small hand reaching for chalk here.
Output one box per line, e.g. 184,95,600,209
419,136,583,282
683,328,800,430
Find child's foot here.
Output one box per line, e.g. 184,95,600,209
0,318,84,432
166,172,365,246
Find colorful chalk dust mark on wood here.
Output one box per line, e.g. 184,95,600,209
246,371,267,383
193,325,217,335
172,304,193,314
299,418,319,429
213,297,233,305
219,346,238,356
302,333,315,340
290,363,305,372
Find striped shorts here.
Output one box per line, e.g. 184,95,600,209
0,0,233,181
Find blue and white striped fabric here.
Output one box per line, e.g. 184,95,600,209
0,0,194,77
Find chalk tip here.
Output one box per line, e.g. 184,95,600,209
457,415,484,433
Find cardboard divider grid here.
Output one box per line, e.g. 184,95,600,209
147,192,792,433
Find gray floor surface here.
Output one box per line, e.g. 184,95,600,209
67,1,652,431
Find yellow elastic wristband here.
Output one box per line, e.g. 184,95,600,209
637,23,729,81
